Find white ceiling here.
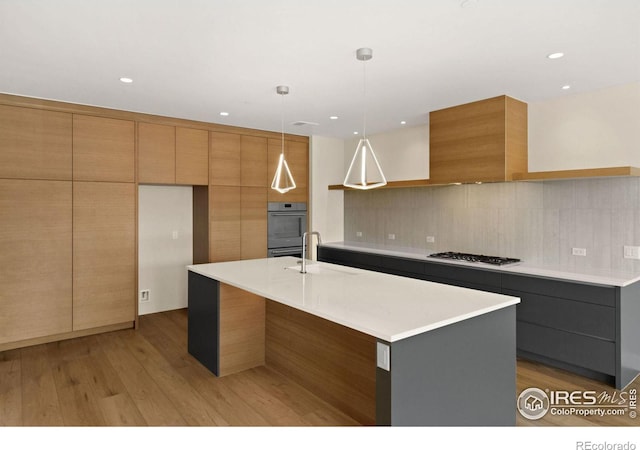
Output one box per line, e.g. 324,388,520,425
1,0,639,139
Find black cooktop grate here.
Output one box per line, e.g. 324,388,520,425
428,251,521,266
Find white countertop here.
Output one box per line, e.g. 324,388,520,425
188,257,519,343
321,242,640,287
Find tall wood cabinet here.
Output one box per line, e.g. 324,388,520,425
73,182,136,331
209,132,270,262
0,179,73,343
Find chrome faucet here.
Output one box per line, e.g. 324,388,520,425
301,231,322,273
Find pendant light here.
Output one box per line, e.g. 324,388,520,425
343,47,387,190
271,85,296,194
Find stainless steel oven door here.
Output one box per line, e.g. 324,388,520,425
268,203,307,249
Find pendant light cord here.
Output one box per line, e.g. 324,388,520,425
362,58,367,139
281,92,285,156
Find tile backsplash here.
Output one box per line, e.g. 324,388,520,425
344,177,640,273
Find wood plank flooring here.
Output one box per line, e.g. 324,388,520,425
1,308,638,426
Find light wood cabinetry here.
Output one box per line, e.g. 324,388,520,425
429,95,527,184
241,187,267,260
209,185,241,262
138,122,176,184
219,283,265,376
0,179,72,344
241,136,267,187
73,182,136,331
73,115,135,182
267,138,308,202
0,105,72,180
209,131,241,186
176,127,208,185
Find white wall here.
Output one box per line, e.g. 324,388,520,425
528,81,640,171
310,135,344,244
345,124,429,182
138,185,193,315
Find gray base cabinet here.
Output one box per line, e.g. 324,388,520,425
318,245,640,389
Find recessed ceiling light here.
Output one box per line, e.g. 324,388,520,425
330,116,338,120
561,85,571,90
119,77,133,83
400,121,407,125
353,131,359,135
219,111,230,116
547,52,564,59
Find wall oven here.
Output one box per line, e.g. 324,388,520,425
267,202,307,258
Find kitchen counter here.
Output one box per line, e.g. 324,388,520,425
187,256,519,426
321,241,640,287
187,256,519,342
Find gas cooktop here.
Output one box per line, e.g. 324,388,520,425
428,252,521,266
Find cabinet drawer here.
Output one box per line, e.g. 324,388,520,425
502,274,615,307
317,247,380,270
377,254,424,278
506,290,615,341
517,321,615,375
424,261,502,290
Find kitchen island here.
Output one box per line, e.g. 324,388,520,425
187,257,520,426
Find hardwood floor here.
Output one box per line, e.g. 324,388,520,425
1,308,638,426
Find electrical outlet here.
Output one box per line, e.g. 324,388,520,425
426,236,435,243
356,231,362,237
172,230,179,240
572,247,587,257
140,289,150,302
624,246,640,260
388,233,396,240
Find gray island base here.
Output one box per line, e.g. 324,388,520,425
187,257,519,426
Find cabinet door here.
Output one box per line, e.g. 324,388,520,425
0,105,72,180
210,132,240,186
73,115,135,182
138,122,175,184
241,187,267,259
0,179,72,343
209,186,241,262
73,182,136,330
267,139,308,202
241,136,267,187
176,127,208,186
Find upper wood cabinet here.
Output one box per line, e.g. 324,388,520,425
267,138,308,202
139,123,209,185
176,127,208,185
429,95,527,184
241,136,268,187
0,179,72,344
0,105,72,180
138,122,175,184
73,115,135,182
210,131,241,186
73,181,136,331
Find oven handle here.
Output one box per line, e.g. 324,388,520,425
269,212,306,216
269,249,301,255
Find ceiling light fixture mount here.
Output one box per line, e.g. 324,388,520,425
271,85,296,194
343,47,387,190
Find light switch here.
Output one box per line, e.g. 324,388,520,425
376,342,390,371
172,230,179,240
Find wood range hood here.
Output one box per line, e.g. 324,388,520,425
330,94,639,190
